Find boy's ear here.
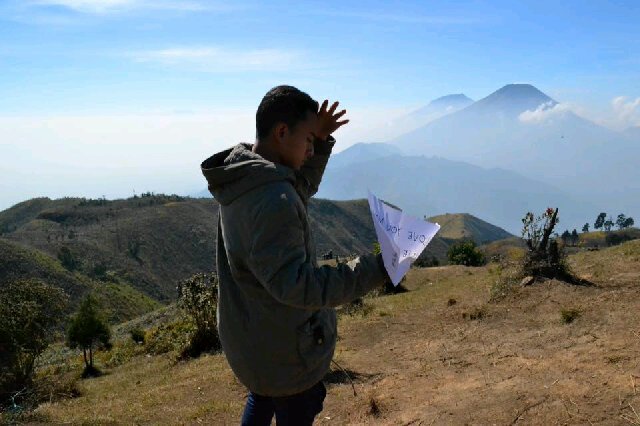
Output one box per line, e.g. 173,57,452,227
273,123,288,142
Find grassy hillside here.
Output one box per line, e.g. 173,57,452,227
21,240,640,424
428,212,512,243
1,195,512,303
0,238,161,323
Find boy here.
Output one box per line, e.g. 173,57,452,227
201,85,389,425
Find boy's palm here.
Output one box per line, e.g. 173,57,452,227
316,100,348,140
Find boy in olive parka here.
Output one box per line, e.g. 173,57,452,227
201,85,388,425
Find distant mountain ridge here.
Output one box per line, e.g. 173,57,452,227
405,94,473,120
388,83,640,219
327,143,402,169
317,150,594,233
362,93,474,142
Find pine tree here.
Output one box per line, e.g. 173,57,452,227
582,223,589,233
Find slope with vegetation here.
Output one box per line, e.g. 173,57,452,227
14,239,640,424
1,195,516,305
0,238,160,323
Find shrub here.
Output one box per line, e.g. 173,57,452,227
127,238,142,260
520,208,586,284
462,307,486,320
89,262,108,280
57,246,80,271
560,308,581,324
414,255,440,268
0,279,68,407
129,327,145,344
447,240,485,266
605,232,633,247
176,273,221,358
145,319,196,356
342,298,374,317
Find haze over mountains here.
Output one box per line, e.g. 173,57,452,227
368,94,474,140
316,84,639,233
390,84,636,194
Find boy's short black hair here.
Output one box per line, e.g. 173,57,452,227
256,85,319,141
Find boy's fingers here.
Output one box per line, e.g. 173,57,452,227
336,119,349,127
334,109,347,119
319,100,328,114
327,101,339,115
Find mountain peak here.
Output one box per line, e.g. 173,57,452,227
472,83,556,115
406,94,473,119
428,94,473,107
493,83,552,99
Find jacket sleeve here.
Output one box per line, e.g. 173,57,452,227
294,135,335,201
247,190,387,309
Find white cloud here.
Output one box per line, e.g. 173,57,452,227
0,111,254,210
518,101,573,124
611,96,640,128
0,105,411,209
29,0,219,14
130,46,305,73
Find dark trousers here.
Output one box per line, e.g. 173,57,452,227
241,381,326,426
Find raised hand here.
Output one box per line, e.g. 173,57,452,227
315,100,349,141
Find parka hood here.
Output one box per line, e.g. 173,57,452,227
200,143,295,206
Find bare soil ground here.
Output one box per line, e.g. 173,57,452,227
31,241,640,425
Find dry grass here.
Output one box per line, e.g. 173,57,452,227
33,353,245,424
25,240,640,424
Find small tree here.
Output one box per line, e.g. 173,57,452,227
603,216,614,232
571,229,579,246
560,230,570,245
594,212,606,230
176,273,220,358
0,280,67,405
624,217,635,228
57,246,80,271
66,295,111,377
520,208,589,285
521,208,563,277
616,214,627,230
447,240,485,266
582,223,589,233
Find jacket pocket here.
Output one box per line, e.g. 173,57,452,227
296,310,336,370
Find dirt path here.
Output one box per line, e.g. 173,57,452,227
320,265,640,425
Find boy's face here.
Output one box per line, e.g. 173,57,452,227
274,110,317,170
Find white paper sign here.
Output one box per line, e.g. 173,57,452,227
368,191,441,285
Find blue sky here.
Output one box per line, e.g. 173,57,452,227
1,0,640,209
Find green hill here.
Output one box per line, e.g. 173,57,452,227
1,196,515,305
0,195,393,302
0,238,160,323
428,213,512,244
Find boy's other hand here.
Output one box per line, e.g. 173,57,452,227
315,100,349,141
